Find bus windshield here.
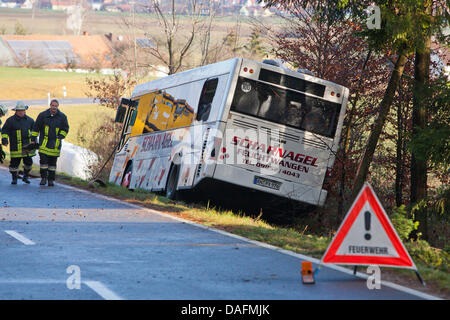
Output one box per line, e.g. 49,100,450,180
230,76,341,138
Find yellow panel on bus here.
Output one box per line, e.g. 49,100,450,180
170,99,195,129
130,91,157,137
144,91,176,133
131,90,196,136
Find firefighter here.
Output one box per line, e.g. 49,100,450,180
0,104,8,164
31,99,69,187
1,101,36,184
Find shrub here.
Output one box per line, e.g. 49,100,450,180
14,21,27,35
391,205,419,241
406,240,449,271
76,113,122,181
82,73,135,181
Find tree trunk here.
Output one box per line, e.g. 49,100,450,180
351,50,408,201
411,34,431,240
395,100,404,207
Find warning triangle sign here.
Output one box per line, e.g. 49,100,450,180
321,183,416,269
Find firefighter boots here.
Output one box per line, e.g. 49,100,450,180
40,168,47,185
48,169,55,187
22,170,31,184
11,171,18,185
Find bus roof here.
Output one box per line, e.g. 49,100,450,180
131,58,240,99
131,57,348,100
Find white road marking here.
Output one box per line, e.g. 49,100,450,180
84,281,122,300
4,230,35,245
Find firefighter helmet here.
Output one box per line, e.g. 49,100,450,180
0,104,8,116
12,101,28,111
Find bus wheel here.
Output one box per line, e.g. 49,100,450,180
165,164,180,200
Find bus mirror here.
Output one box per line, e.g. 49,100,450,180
115,105,127,123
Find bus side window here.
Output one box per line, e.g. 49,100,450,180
125,100,139,133
118,100,138,151
301,97,327,135
130,108,138,127
196,78,218,122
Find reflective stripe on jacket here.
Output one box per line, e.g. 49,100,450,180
31,109,69,157
1,114,36,158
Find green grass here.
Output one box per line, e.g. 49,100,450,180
0,67,109,100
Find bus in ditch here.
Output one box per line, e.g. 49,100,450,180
110,58,349,208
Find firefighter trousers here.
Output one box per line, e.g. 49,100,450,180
9,156,33,174
39,152,58,181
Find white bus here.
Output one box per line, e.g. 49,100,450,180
110,58,349,207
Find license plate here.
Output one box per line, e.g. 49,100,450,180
253,176,282,190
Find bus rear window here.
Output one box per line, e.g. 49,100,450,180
259,68,325,97
231,77,341,138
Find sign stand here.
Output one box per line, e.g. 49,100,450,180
315,183,425,286
415,270,426,286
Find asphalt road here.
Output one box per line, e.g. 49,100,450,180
0,167,436,300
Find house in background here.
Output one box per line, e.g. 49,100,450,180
0,34,115,70
21,0,32,9
239,0,272,17
89,0,103,10
50,0,90,11
0,0,23,8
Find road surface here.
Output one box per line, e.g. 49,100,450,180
0,167,437,300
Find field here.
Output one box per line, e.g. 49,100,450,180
0,7,274,40
0,67,111,100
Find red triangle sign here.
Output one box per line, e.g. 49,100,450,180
321,183,416,269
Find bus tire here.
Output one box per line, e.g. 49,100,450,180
165,164,180,200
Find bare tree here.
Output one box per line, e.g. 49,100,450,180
197,1,226,66
145,0,204,75
205,16,245,63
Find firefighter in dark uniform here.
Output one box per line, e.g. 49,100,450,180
31,99,69,187
1,101,36,184
0,104,9,164
0,104,8,163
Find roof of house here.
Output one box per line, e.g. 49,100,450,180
0,34,114,68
